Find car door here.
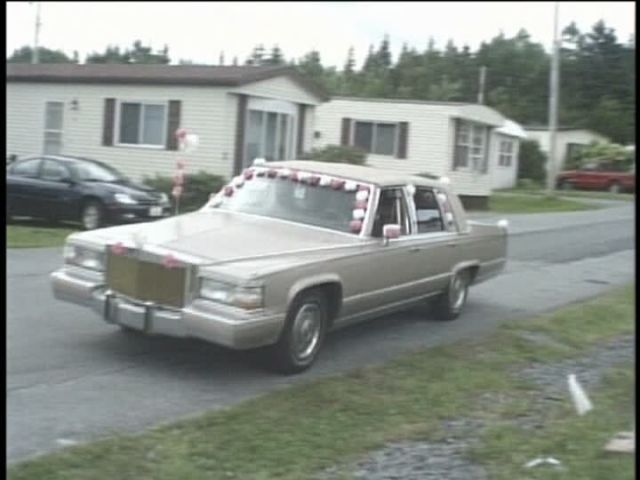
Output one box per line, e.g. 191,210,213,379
402,186,461,296
6,157,43,217
337,187,430,320
35,159,80,221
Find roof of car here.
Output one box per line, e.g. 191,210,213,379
267,160,447,188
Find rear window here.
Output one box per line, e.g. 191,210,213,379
10,158,41,177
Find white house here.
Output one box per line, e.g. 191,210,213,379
6,64,327,181
491,119,527,189
314,96,524,208
523,126,610,170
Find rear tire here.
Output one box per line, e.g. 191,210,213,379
608,182,621,194
432,270,470,321
81,200,104,230
267,290,328,374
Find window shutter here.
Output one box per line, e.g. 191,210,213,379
102,98,116,146
340,118,351,146
296,104,306,157
452,118,460,170
397,122,409,159
166,100,181,151
482,127,492,174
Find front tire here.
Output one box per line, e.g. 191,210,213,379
559,180,573,191
267,290,328,374
81,200,104,230
608,182,622,194
432,270,470,321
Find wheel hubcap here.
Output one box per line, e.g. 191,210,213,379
450,274,466,310
292,303,321,362
83,206,99,229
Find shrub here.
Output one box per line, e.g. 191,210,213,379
569,141,634,170
301,145,368,165
517,140,547,184
143,170,227,213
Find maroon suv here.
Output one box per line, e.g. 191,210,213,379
556,162,635,193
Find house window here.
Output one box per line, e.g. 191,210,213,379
44,101,64,154
352,121,398,156
117,102,167,147
454,121,488,172
244,109,294,166
498,140,514,167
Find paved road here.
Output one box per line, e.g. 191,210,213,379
7,202,635,463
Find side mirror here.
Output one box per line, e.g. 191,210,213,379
382,224,401,245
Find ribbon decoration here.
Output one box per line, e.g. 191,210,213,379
172,129,199,215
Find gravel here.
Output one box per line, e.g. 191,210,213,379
315,335,634,480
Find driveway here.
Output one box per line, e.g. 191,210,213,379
7,202,635,463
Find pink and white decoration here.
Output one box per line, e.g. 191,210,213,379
172,128,199,213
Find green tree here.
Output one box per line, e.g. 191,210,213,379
518,140,547,183
86,41,170,64
7,45,76,63
264,45,285,66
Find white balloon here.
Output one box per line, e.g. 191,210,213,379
356,190,369,201
344,181,357,192
353,208,366,220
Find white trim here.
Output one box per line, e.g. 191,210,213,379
114,99,168,149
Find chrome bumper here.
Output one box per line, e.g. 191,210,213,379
50,268,285,350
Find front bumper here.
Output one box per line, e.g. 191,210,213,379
105,204,171,224
50,268,285,350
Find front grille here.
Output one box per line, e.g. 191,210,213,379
106,252,187,308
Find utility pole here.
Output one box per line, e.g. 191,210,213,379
30,1,42,64
477,65,487,104
546,1,561,196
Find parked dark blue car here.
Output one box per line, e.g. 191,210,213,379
7,155,171,230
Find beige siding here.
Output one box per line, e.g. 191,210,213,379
230,76,322,106
314,98,495,196
7,82,237,182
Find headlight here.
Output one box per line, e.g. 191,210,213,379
199,278,263,310
114,193,138,205
64,243,106,271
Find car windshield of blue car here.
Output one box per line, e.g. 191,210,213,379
216,176,359,234
72,162,126,183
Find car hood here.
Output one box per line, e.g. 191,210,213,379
75,209,364,265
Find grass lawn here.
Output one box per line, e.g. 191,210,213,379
487,193,597,213
8,285,635,480
7,221,78,248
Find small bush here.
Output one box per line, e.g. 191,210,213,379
570,141,634,170
301,145,368,165
517,140,547,184
143,170,227,213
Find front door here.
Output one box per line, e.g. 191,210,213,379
244,108,294,168
337,187,424,321
43,101,64,155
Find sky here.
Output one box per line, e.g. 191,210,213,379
6,1,636,68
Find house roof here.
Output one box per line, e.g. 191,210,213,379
5,63,329,101
329,95,506,127
496,120,527,138
523,125,602,133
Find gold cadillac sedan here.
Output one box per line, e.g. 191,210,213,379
51,160,508,374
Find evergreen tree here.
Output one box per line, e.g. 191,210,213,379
7,45,76,63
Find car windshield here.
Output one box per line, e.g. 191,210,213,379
215,173,367,234
72,161,126,182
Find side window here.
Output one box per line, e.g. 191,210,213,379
434,189,456,232
414,188,444,233
372,188,410,238
41,159,69,181
10,158,41,178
